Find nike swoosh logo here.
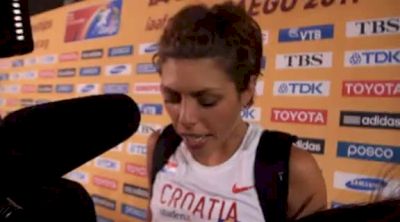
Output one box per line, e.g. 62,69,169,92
232,183,254,194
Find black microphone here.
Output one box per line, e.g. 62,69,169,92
0,93,140,192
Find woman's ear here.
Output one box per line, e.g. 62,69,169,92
241,75,257,107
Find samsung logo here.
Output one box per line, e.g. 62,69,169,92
77,83,99,94
80,66,101,76
108,45,133,57
139,42,159,55
105,64,131,76
103,83,129,94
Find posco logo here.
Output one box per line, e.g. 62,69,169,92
337,141,400,163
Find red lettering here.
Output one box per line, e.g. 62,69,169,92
180,192,195,210
160,183,172,204
248,0,262,16
167,187,183,208
208,197,220,220
219,200,226,219
225,202,238,221
192,196,205,219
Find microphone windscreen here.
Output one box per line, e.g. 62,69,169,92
0,94,140,189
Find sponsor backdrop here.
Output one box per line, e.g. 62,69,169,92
0,0,399,221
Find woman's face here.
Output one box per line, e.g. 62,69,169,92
160,58,254,151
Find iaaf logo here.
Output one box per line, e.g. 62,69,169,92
125,163,147,177
92,194,116,210
121,203,147,221
138,123,162,135
77,83,99,94
333,171,400,198
273,81,330,96
337,141,400,164
139,42,159,55
296,138,325,154
64,170,88,184
123,183,150,199
94,157,120,171
241,107,261,122
345,49,400,67
133,82,160,94
59,52,79,62
279,24,334,42
276,52,332,69
271,108,327,125
93,175,118,190
105,64,131,75
340,111,400,130
346,16,400,37
342,80,400,97
127,143,147,156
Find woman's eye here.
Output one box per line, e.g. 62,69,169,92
198,98,218,107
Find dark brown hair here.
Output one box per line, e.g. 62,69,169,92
153,1,262,106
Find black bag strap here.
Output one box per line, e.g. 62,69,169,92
150,124,181,188
254,130,297,222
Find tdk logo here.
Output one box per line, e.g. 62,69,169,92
346,17,400,37
94,157,120,171
139,42,159,55
337,141,400,164
136,63,157,74
103,83,129,94
345,49,400,67
123,183,149,199
139,103,163,115
92,194,116,210
340,111,400,130
55,84,74,93
106,64,131,76
80,66,101,76
273,81,330,96
77,83,99,94
57,68,76,77
121,203,147,220
296,138,325,154
64,171,88,184
127,143,147,156
241,107,261,122
108,45,133,57
279,24,334,42
81,49,103,59
276,52,332,69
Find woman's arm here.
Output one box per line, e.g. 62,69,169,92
146,130,161,222
287,146,328,220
